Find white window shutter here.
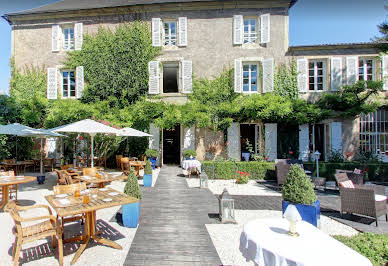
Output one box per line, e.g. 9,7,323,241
382,55,388,90
76,66,84,99
330,57,342,91
298,124,309,161
265,123,277,161
149,123,160,151
183,126,195,150
234,59,242,93
178,17,188,47
346,56,358,85
52,25,60,52
330,122,342,154
260,13,270,44
74,23,83,51
148,61,160,94
47,68,58,99
152,18,161,47
182,60,192,93
262,58,274,93
297,58,308,93
227,122,240,160
233,15,243,45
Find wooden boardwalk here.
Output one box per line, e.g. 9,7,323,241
124,165,222,265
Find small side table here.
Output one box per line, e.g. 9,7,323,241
312,177,326,191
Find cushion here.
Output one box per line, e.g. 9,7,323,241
375,195,388,202
339,180,355,188
353,168,362,174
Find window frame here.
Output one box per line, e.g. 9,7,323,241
308,59,327,91
162,20,177,47
360,109,388,155
62,26,74,51
243,17,258,44
358,58,375,81
242,62,259,93
61,69,76,98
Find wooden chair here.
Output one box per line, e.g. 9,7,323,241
97,156,107,168
116,155,123,169
43,159,54,172
0,171,17,200
120,157,129,172
82,168,102,188
54,170,68,185
53,183,86,238
60,164,74,170
4,201,63,266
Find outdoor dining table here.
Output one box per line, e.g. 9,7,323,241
73,173,123,188
0,161,33,175
45,187,138,265
240,218,372,266
129,161,146,176
182,159,201,177
0,175,36,209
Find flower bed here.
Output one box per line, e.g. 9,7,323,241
202,161,275,180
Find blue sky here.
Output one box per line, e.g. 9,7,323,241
0,0,386,93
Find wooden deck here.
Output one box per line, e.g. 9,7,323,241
124,165,222,265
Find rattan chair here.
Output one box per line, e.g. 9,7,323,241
334,173,387,226
335,169,364,185
54,170,69,185
0,171,17,200
5,201,63,266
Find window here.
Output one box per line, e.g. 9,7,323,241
62,27,74,50
163,21,177,46
358,59,374,81
243,18,257,44
62,71,76,98
360,109,388,154
162,63,179,93
309,60,326,91
243,63,258,92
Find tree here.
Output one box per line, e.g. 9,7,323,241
374,20,388,41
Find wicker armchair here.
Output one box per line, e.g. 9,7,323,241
335,169,364,185
275,159,291,185
334,173,387,226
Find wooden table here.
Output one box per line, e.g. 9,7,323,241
45,188,139,265
73,173,123,188
0,175,36,209
0,161,32,175
129,161,146,176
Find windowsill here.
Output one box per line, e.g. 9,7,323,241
163,45,179,51
241,42,260,49
160,92,186,97
242,91,259,94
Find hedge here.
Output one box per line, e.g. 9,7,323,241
303,162,388,182
201,161,275,180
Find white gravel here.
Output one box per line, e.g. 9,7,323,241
0,168,160,266
186,178,281,196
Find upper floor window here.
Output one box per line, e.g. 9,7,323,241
163,21,177,46
62,70,76,98
358,59,374,81
309,60,326,91
243,18,257,44
243,63,258,92
62,27,74,50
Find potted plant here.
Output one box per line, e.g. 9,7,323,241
145,149,159,169
183,149,197,160
122,168,142,228
281,164,320,227
143,160,153,187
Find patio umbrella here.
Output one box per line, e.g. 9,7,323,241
51,119,121,167
118,127,152,137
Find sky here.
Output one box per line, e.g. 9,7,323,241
0,0,386,94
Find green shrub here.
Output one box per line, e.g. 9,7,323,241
144,160,152,175
282,164,316,205
202,161,275,180
334,233,388,266
124,168,142,200
183,149,197,158
236,174,249,184
145,149,159,158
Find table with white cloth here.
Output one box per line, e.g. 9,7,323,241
240,218,372,266
181,159,201,177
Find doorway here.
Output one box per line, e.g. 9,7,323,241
240,124,259,161
163,63,179,93
309,124,325,160
163,125,181,164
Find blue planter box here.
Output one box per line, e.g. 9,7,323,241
282,200,320,227
122,201,140,228
143,174,152,187
149,157,157,170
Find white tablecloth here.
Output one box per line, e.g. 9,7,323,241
182,160,201,173
240,218,372,266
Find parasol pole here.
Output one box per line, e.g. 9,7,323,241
90,133,95,168
40,138,43,175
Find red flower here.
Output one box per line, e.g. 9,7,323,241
365,169,369,172
237,171,249,176
79,136,83,141
289,151,293,155
91,115,95,120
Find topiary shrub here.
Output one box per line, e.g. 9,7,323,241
124,168,142,200
145,149,159,158
282,164,316,205
183,149,197,158
144,160,152,175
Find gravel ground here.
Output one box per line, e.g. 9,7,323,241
186,178,281,196
206,210,359,266
0,168,159,266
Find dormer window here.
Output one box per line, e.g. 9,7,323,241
63,26,74,50
163,21,177,46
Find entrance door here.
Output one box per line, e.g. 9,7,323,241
163,125,181,164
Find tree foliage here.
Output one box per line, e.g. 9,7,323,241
274,60,299,99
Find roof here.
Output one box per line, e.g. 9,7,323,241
4,0,298,17
289,41,388,51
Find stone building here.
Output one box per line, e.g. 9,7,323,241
3,0,388,164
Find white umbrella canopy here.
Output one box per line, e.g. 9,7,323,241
51,119,122,167
118,127,152,137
